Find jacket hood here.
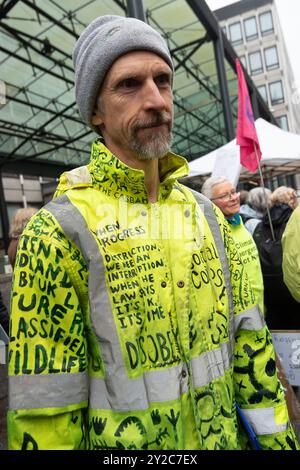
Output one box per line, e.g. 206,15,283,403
262,203,292,227
239,204,262,220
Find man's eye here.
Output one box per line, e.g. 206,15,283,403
155,74,170,85
119,78,139,89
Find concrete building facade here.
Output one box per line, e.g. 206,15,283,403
216,0,300,134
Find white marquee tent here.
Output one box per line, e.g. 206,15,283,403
188,118,300,183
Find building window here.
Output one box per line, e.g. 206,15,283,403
229,22,243,45
259,11,274,36
257,84,268,104
269,80,284,105
249,51,263,75
244,17,258,41
277,115,289,131
240,55,247,71
222,26,227,37
264,46,279,70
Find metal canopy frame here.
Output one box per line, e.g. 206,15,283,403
0,0,275,169
0,0,276,247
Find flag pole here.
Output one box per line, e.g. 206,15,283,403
254,143,276,241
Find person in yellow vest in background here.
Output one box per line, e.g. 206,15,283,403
201,177,264,316
282,204,300,303
8,15,298,450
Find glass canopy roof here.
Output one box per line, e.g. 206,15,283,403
0,0,270,173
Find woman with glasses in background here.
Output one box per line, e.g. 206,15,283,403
201,176,264,316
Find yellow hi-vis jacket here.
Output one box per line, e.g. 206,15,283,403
8,141,298,450
282,205,300,303
226,220,264,315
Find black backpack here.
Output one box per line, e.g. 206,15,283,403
252,204,292,278
253,227,284,277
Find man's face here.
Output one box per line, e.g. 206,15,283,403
92,51,173,163
211,181,240,217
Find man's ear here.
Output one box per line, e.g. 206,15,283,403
91,110,103,126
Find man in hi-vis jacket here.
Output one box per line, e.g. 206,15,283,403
8,15,298,450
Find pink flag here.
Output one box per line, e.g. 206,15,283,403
236,58,262,172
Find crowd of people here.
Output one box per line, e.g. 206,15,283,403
1,14,300,451
202,179,299,331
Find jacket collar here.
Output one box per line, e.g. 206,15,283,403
87,139,189,203
226,213,242,226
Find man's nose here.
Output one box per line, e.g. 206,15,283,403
142,80,167,111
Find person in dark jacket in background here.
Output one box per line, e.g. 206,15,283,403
240,187,272,236
253,186,299,330
0,289,9,335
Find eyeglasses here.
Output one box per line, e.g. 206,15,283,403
211,191,240,201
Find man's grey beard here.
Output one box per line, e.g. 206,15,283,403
130,112,173,160
131,131,173,160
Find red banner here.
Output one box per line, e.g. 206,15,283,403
236,59,262,172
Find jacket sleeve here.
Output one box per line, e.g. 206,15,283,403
282,208,300,303
215,207,299,450
8,209,89,450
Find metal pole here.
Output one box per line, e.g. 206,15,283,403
126,0,146,22
254,143,275,241
213,28,235,141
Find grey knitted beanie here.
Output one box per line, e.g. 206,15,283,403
73,15,173,134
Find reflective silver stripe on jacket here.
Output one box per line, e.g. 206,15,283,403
89,363,189,410
241,407,288,435
46,195,139,411
192,342,231,389
89,345,233,410
234,306,265,332
9,372,88,410
43,195,234,411
190,189,235,354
